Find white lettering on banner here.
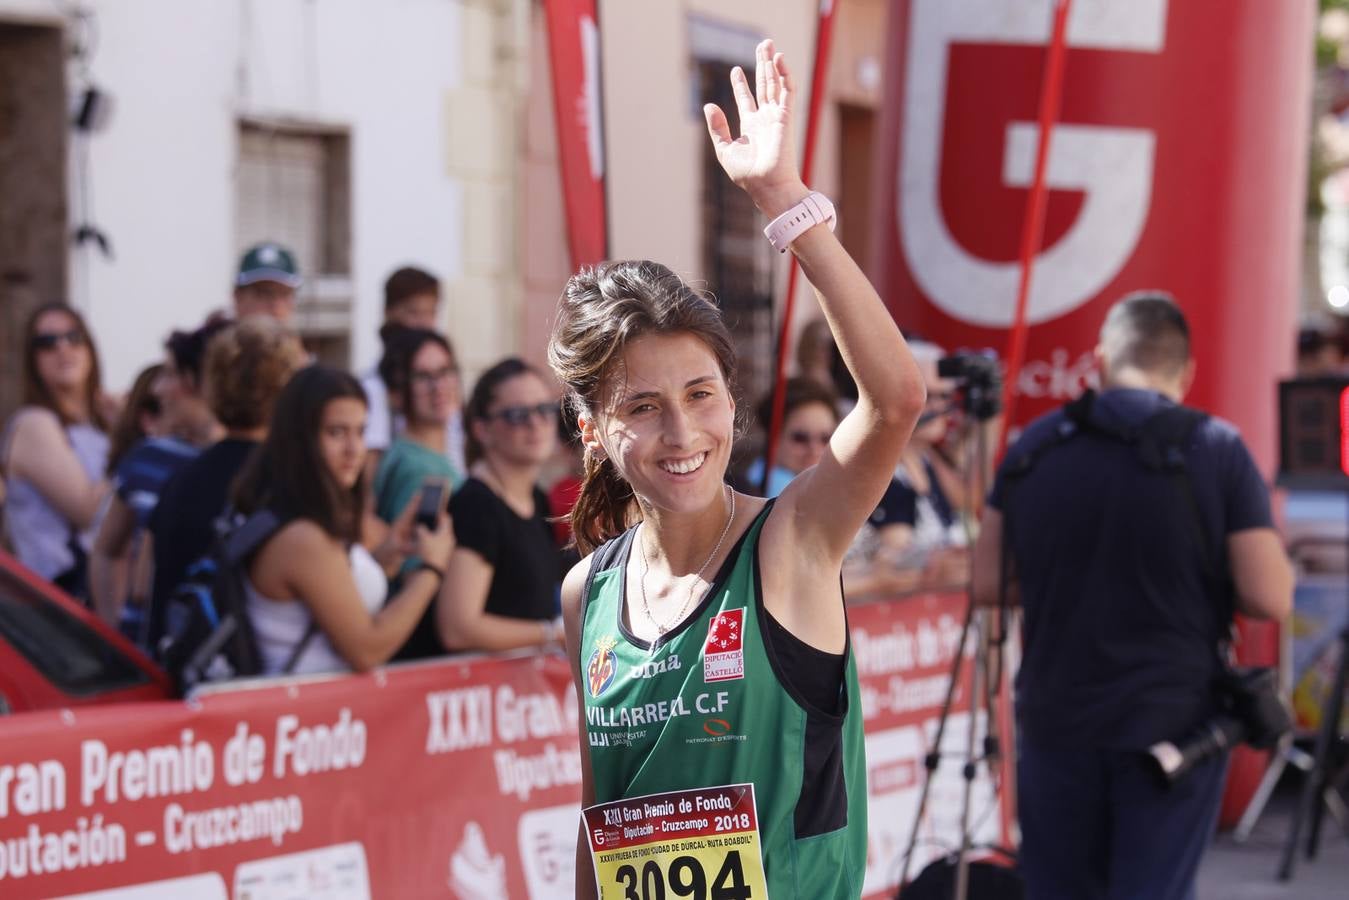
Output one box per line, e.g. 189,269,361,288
899,0,1167,326
425,686,494,754
272,709,367,779
0,815,126,880
495,686,567,743
860,675,959,721
222,722,267,786
164,795,303,854
853,616,963,678
81,731,214,806
1016,348,1101,400
0,760,65,818
493,744,583,801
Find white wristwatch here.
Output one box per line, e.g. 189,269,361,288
763,192,836,253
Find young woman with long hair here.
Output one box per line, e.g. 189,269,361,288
230,366,453,675
372,327,464,527
92,316,231,630
103,363,167,478
433,357,564,654
1,303,112,599
548,41,925,898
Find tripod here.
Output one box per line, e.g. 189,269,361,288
1277,623,1349,880
896,409,1011,900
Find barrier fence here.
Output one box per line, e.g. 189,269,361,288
0,591,1005,899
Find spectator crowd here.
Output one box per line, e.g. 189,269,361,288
0,240,976,687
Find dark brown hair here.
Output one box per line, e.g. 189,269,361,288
232,365,368,543
377,327,458,425
547,260,738,555
105,363,164,475
755,376,838,434
202,318,307,431
1099,290,1192,379
21,302,108,430
165,313,232,388
383,266,440,313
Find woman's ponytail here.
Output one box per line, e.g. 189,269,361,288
571,448,634,556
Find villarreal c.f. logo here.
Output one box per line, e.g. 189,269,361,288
587,644,617,697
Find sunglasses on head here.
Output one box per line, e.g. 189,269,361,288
787,430,832,446
488,402,558,426
31,330,85,351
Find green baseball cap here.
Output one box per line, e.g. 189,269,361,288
236,242,302,288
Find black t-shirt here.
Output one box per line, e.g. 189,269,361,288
147,438,259,649
989,389,1273,750
453,477,562,621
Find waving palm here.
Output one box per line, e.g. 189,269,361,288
703,39,801,199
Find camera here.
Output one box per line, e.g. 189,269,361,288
936,350,1003,421
1146,667,1292,786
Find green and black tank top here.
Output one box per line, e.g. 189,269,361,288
579,501,867,899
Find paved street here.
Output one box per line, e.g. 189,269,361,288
1198,780,1349,900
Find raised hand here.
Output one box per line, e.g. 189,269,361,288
702,38,806,212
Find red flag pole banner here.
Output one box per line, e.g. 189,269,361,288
545,0,608,270
0,593,1001,899
763,0,838,483
997,0,1073,460
871,0,1313,826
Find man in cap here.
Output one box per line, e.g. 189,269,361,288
234,242,301,323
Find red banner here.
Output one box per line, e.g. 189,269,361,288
871,0,1311,462
0,593,1000,898
545,0,608,270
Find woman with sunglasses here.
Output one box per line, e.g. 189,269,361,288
435,357,564,653
740,376,839,497
2,304,111,599
844,343,971,597
549,41,925,898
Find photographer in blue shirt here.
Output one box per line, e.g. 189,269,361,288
973,292,1292,900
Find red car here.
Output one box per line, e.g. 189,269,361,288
0,550,171,713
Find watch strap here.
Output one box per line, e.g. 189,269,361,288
763,191,836,253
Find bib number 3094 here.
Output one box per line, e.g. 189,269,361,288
615,850,752,900
584,784,769,900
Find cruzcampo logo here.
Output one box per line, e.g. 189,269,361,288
587,636,618,698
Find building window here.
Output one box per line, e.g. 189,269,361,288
235,121,352,366
692,18,777,410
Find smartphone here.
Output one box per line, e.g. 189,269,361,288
414,481,446,531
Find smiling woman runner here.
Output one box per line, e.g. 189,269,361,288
548,39,925,900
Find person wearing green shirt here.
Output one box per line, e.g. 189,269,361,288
373,328,464,571
546,39,927,900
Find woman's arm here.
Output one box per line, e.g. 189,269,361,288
435,547,560,652
90,495,137,625
561,555,599,900
703,41,925,563
267,515,454,672
6,409,109,529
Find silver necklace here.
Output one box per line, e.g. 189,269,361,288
639,486,736,638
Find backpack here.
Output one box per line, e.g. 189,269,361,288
1002,390,1217,584
156,509,316,695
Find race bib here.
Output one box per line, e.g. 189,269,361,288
584,784,768,899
